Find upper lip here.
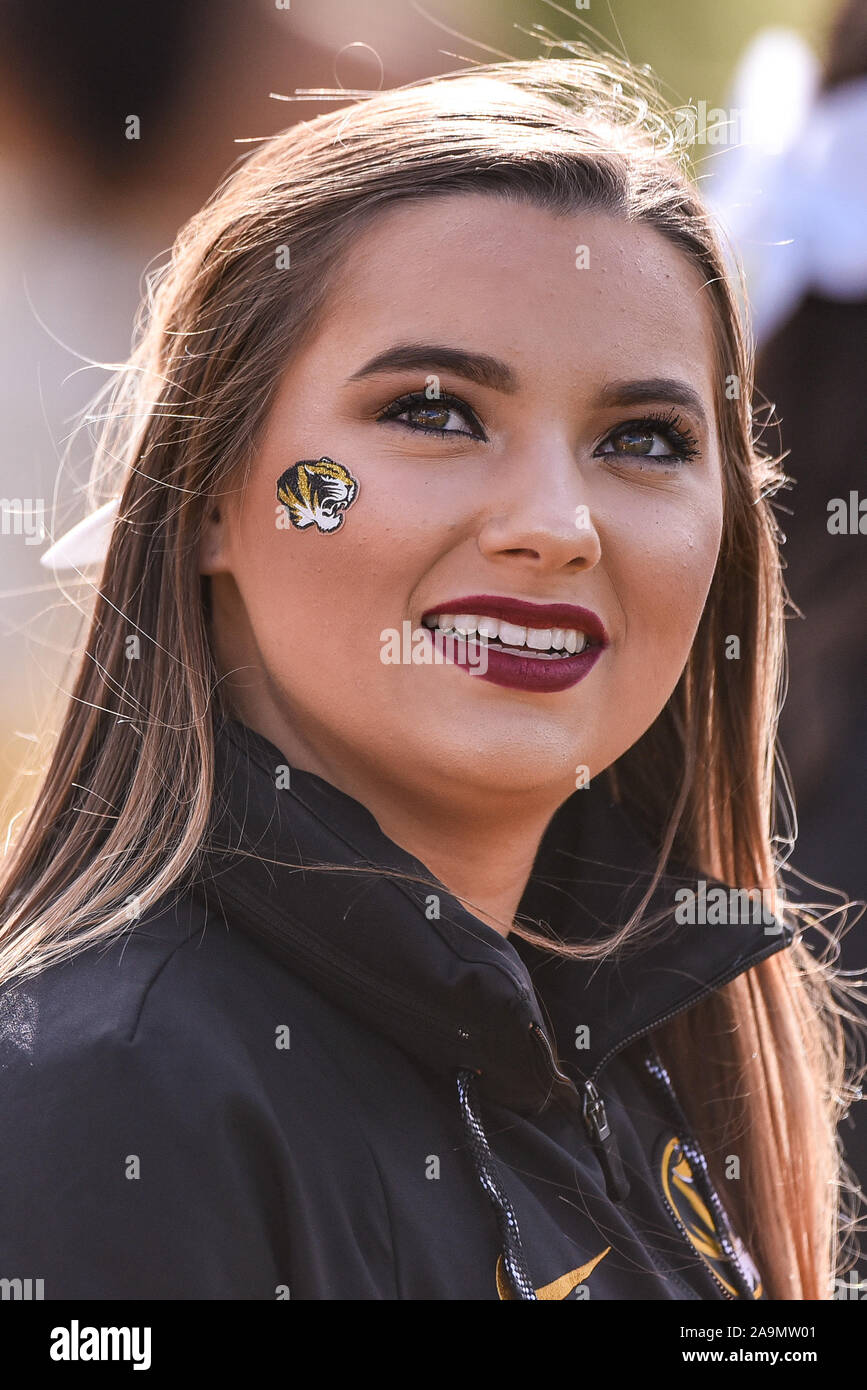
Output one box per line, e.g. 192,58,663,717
420,594,609,645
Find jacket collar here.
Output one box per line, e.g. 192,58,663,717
192,715,794,1113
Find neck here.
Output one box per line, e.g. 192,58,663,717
226,699,558,939
363,794,552,938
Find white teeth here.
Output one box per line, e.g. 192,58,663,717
451,613,477,635
498,620,527,647
423,612,591,657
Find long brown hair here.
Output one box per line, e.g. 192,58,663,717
0,51,862,1299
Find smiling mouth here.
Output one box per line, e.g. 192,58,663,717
421,612,598,660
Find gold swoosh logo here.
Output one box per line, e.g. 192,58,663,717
496,1246,611,1300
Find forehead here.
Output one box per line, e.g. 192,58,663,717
316,193,719,404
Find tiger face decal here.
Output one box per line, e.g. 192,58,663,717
276,458,359,533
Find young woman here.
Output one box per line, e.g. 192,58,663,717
0,54,861,1301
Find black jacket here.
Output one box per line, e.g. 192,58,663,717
0,715,794,1300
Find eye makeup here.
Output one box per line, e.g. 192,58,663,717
594,408,702,465
373,385,702,465
375,389,487,440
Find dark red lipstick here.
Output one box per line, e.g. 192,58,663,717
419,594,609,693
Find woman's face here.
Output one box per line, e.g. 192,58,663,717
203,194,724,811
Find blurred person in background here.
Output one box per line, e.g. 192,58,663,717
707,0,867,1196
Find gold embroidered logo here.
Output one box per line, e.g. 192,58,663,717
659,1135,762,1299
496,1246,610,1300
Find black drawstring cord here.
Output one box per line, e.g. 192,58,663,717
456,1068,537,1300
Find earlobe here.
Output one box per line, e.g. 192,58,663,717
198,503,230,576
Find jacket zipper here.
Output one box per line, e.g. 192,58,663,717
529,933,790,1288
530,1021,632,1203
530,1021,754,1297
584,933,791,1088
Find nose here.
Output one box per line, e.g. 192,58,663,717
475,449,602,573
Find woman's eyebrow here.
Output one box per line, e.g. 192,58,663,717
598,378,708,428
347,351,708,428
347,343,518,393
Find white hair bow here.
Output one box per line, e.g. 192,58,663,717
39,496,121,572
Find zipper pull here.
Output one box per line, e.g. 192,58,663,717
582,1080,631,1204
527,1022,631,1206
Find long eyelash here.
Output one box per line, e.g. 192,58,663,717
607,408,701,461
375,394,700,457
375,390,485,438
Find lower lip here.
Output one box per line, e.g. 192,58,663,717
421,627,605,693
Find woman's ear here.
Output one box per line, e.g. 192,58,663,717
198,501,232,576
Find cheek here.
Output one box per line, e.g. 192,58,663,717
231,460,435,670
615,498,723,678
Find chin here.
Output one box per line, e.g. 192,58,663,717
412,729,587,801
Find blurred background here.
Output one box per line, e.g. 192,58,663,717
0,0,865,1188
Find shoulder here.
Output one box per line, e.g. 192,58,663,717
0,892,390,1297
0,888,395,1142
2,897,214,1069
4,892,291,1052
0,889,348,1116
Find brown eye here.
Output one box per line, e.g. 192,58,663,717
408,404,451,430
377,389,487,440
611,427,659,455
594,411,701,466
